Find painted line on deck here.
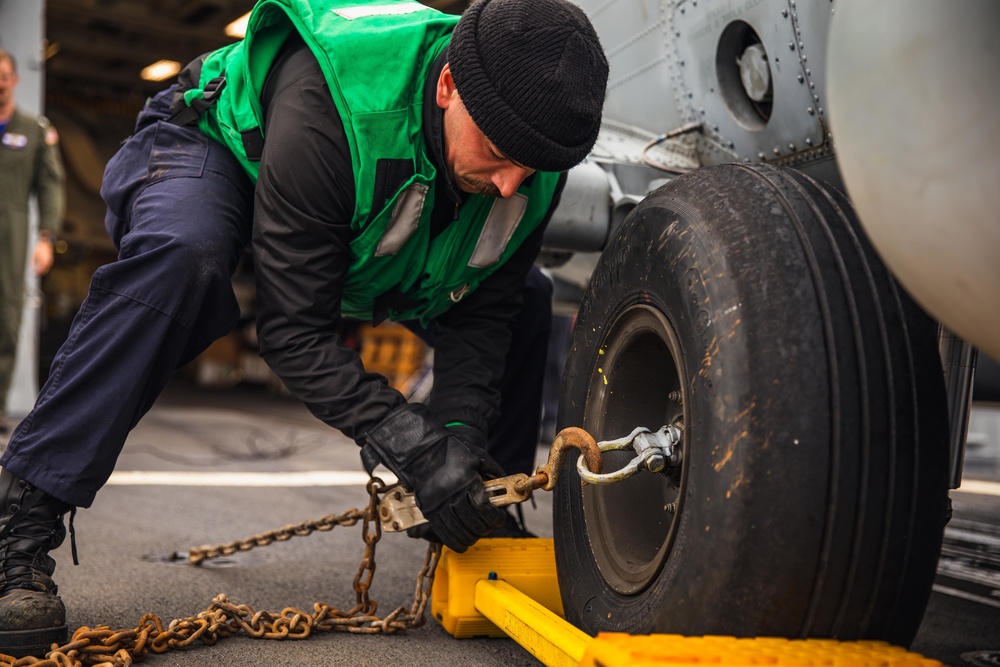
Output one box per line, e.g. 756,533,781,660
932,584,1000,609
953,479,1000,497
107,470,398,487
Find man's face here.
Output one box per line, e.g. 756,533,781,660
437,64,535,199
0,58,17,108
0,58,17,111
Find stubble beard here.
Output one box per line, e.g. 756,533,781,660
460,175,501,199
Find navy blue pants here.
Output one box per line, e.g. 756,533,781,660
0,87,551,507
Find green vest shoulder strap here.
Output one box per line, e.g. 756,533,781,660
192,0,455,200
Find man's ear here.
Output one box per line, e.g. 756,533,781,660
436,63,457,110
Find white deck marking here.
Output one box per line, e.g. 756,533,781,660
107,470,397,487
954,479,1000,497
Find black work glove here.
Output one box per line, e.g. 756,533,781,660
445,423,489,457
360,404,506,553
404,422,494,544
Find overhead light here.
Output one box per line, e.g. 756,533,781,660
226,12,251,39
141,59,181,82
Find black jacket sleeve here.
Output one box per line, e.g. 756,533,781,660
427,174,566,433
252,39,406,439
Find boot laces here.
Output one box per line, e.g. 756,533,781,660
0,487,78,594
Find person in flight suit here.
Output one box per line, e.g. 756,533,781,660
0,0,608,656
0,48,65,436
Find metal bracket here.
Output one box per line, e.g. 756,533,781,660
378,475,533,533
576,422,684,485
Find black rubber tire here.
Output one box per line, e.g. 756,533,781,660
553,163,950,645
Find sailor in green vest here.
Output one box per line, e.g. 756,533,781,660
0,0,608,654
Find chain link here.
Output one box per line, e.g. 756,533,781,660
0,478,442,667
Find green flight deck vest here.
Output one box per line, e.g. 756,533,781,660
185,0,561,324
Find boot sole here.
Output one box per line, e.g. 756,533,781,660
0,624,68,658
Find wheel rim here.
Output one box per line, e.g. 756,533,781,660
581,304,686,595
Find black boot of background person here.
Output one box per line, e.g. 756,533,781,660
0,468,73,658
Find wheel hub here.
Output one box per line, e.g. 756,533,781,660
581,305,686,595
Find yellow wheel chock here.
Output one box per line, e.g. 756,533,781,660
432,538,943,667
432,537,565,639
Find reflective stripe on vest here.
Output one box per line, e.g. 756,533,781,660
469,193,529,268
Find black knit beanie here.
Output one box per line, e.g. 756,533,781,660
448,0,609,172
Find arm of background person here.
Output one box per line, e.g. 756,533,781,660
32,119,65,275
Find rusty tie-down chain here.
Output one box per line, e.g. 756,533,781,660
0,478,441,667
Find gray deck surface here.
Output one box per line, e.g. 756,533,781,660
3,381,998,666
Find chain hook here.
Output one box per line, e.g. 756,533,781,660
522,426,603,492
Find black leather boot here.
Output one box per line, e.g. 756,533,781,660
0,468,73,658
